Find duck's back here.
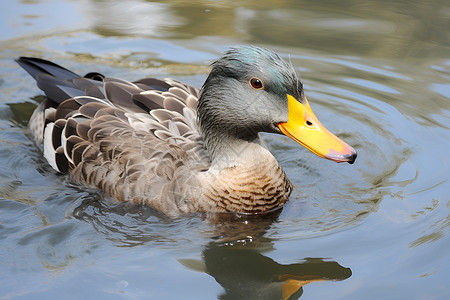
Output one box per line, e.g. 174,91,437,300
18,57,211,214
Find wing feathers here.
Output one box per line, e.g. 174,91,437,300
163,96,186,114
167,87,190,101
23,58,208,210
134,78,172,91
133,92,165,111
104,81,146,113
76,120,92,140
55,99,82,120
85,85,106,99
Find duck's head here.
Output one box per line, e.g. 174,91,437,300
198,46,357,164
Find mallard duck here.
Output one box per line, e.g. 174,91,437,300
16,46,356,216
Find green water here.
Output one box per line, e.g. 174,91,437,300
0,0,449,299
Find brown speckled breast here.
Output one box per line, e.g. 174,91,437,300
199,156,292,214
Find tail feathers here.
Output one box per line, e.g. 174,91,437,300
16,57,87,103
16,57,80,81
36,73,86,103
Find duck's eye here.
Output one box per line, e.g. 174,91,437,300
250,77,263,89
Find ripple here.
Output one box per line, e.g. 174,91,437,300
343,78,401,94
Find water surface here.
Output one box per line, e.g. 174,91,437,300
0,0,449,299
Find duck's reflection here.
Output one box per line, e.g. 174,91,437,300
184,243,351,300
183,212,352,300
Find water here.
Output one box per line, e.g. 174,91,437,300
1,0,449,299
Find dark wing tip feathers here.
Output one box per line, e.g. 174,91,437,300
16,57,87,103
16,57,81,81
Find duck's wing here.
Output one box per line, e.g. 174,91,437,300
18,58,210,198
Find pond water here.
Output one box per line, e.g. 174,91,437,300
1,0,449,299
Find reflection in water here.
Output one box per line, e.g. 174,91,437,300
85,0,449,59
201,213,351,299
88,0,182,37
181,242,351,300
74,201,351,299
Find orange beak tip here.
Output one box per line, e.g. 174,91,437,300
325,148,357,164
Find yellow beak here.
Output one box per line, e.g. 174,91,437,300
277,95,357,164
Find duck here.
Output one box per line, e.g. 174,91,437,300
16,46,356,217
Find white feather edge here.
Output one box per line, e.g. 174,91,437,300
73,95,113,106
43,122,60,172
61,126,74,165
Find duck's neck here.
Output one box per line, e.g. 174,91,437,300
208,133,267,169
